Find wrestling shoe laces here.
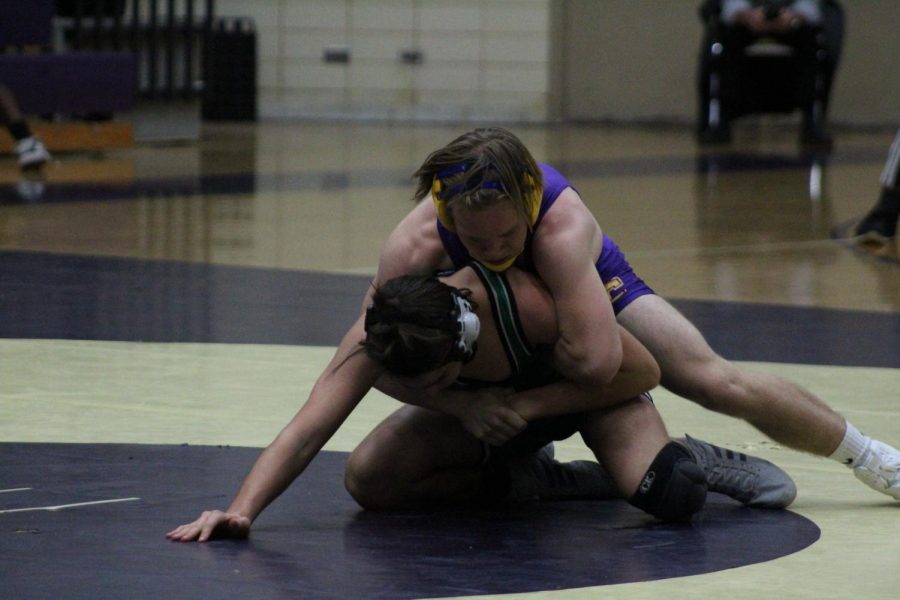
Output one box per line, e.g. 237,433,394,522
853,440,900,500
678,435,797,508
507,444,620,501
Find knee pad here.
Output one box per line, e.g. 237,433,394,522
629,442,708,521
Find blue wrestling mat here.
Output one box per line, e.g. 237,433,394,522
0,443,819,599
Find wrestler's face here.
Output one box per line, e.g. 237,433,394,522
398,362,462,396
451,200,529,272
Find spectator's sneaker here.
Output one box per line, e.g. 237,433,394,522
15,179,45,202
853,439,900,501
507,445,619,501
15,136,51,170
678,435,797,508
855,191,899,242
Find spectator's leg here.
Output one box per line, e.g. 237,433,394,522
786,26,833,146
699,26,757,145
697,26,732,144
0,83,51,171
856,128,900,241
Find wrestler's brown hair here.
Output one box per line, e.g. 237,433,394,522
362,275,477,376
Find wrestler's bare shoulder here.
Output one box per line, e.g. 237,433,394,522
539,187,600,235
378,200,451,281
533,187,603,264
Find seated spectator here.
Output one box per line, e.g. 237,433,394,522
697,0,842,146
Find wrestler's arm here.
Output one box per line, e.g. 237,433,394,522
218,198,448,528
167,317,381,542
374,372,529,446
170,201,456,542
374,323,657,446
374,199,452,285
531,188,622,387
507,326,659,421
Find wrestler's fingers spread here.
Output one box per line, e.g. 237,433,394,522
165,523,189,538
167,528,190,542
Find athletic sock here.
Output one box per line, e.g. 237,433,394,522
828,421,871,467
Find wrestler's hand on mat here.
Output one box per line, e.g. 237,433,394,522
455,387,527,446
166,510,251,543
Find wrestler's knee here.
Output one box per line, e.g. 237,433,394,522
628,442,708,521
345,427,407,510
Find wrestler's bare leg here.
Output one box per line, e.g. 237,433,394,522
578,394,669,497
345,405,486,510
617,294,845,455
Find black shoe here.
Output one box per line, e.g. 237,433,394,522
856,191,900,242
506,445,620,502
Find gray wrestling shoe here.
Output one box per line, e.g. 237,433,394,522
678,435,797,509
506,444,620,501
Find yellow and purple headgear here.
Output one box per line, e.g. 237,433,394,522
431,163,542,233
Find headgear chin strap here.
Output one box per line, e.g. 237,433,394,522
431,163,541,233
